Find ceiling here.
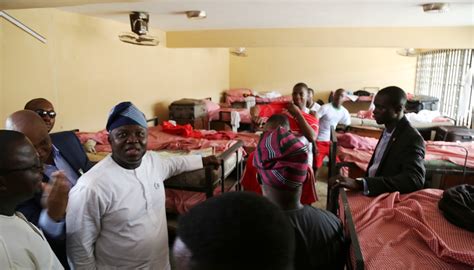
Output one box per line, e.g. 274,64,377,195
2,0,473,31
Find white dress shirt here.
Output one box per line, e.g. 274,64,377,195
0,212,63,270
66,152,202,270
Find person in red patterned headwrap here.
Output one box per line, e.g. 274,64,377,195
254,127,345,270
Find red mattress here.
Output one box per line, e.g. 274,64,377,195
345,189,474,269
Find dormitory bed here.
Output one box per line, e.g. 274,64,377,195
327,129,474,269
75,125,259,213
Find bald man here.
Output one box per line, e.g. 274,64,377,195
6,110,92,269
25,98,56,132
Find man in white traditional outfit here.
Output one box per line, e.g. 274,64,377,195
66,101,219,270
0,130,63,269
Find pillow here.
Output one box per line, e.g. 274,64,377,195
203,99,220,112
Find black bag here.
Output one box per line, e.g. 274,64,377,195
438,184,474,232
435,126,474,142
405,95,439,113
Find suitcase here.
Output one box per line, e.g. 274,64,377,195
435,126,474,142
406,95,439,113
169,99,207,119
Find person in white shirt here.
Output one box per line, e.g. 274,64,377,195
0,130,63,270
66,102,219,270
307,88,321,114
315,88,351,168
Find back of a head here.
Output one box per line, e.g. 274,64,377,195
264,114,290,131
176,192,294,270
0,130,28,168
6,110,49,137
377,86,407,108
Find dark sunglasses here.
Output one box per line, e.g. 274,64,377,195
35,109,56,118
0,163,43,175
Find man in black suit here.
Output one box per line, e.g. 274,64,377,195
5,110,92,268
330,86,425,196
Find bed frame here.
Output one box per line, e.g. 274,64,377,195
326,127,365,270
164,140,244,198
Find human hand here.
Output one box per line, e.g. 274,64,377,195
84,139,97,153
44,171,70,221
202,155,220,170
287,103,301,117
328,175,363,191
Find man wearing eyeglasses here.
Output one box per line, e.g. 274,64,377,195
6,110,92,269
25,98,57,133
0,130,64,269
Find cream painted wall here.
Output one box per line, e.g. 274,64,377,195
0,9,229,131
230,47,417,102
168,27,474,48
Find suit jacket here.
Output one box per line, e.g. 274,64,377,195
16,130,93,269
365,116,426,196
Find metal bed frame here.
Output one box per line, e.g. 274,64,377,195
164,140,244,198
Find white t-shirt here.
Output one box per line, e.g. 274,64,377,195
317,103,351,141
66,152,202,270
309,102,321,113
0,212,63,270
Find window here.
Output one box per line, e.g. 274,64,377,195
415,49,473,128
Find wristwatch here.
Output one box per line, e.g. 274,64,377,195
356,177,369,195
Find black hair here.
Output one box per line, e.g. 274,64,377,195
265,114,290,130
0,130,27,170
24,98,51,110
293,82,308,92
176,192,295,270
377,86,407,109
307,88,314,94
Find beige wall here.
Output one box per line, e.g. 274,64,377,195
0,9,229,131
168,27,474,48
230,47,417,101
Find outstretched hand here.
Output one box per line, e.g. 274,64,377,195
42,171,71,222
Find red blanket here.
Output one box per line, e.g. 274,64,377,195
345,189,474,269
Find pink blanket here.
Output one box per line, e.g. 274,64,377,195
225,95,292,106
76,125,259,153
346,189,474,269
337,133,474,170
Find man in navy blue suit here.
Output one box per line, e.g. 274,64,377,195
5,109,93,269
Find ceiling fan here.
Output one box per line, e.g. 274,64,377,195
230,47,248,57
396,48,421,57
118,11,159,46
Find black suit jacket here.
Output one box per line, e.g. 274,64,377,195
365,116,426,196
16,130,93,269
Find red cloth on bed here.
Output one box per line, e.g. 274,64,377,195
344,189,474,269
161,121,203,138
240,151,318,204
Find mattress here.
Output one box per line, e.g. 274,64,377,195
350,116,455,129
344,189,474,269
